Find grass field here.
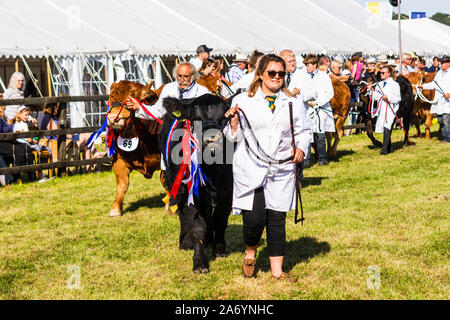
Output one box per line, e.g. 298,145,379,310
0,126,449,300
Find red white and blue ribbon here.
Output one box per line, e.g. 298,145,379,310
164,119,179,168
168,120,208,206
86,102,110,149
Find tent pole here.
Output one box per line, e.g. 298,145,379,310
15,58,19,72
104,62,108,94
398,2,403,75
46,58,52,97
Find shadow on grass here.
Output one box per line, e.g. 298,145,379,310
123,192,166,214
302,176,328,188
255,237,331,274
368,140,409,152
331,149,356,162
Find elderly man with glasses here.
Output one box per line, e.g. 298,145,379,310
126,62,209,120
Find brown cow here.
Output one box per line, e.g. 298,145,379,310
328,76,351,159
197,72,220,94
106,80,164,217
405,72,442,139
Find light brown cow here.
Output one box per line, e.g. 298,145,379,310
405,72,442,139
328,76,351,159
106,80,164,217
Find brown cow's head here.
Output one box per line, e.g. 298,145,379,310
405,71,425,95
197,73,220,94
107,80,159,130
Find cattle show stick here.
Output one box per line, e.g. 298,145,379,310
289,101,304,226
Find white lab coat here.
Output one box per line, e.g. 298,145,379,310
286,67,307,93
422,69,450,115
301,70,335,133
372,77,401,133
135,81,210,120
223,88,312,213
189,57,203,71
228,71,255,95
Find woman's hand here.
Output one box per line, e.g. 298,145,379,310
125,97,141,110
292,147,304,163
224,104,240,133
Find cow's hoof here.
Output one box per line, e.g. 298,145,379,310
193,267,209,274
108,210,122,217
213,243,228,258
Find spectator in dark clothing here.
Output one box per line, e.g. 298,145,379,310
425,57,440,73
24,74,40,98
0,105,35,183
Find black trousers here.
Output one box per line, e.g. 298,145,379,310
0,142,34,180
242,187,286,257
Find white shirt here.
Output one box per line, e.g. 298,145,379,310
229,71,255,94
13,121,29,144
422,69,450,115
135,81,210,120
286,67,307,93
189,57,203,71
372,77,401,133
301,70,335,133
223,88,312,212
3,88,24,120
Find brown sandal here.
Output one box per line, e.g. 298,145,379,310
272,272,298,283
242,258,256,278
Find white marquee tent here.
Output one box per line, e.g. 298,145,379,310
0,0,448,126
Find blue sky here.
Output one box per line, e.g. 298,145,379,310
354,0,449,16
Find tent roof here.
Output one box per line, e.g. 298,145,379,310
0,0,448,58
395,18,450,51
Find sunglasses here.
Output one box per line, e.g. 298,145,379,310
266,70,286,78
380,71,389,74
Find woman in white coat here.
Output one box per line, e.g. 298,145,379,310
371,65,401,154
224,54,312,282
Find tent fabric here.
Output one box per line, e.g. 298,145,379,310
396,18,450,51
0,0,448,58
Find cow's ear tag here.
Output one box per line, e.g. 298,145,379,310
172,110,181,118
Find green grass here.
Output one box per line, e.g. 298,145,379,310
0,125,449,300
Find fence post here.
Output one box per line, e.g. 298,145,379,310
57,102,68,176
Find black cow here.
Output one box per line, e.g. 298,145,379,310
159,94,233,274
358,73,414,147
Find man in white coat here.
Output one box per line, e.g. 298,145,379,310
419,56,450,142
301,54,335,166
125,62,210,214
371,65,401,154
280,49,306,96
126,62,210,120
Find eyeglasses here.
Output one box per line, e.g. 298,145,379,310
177,74,191,79
266,70,286,78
